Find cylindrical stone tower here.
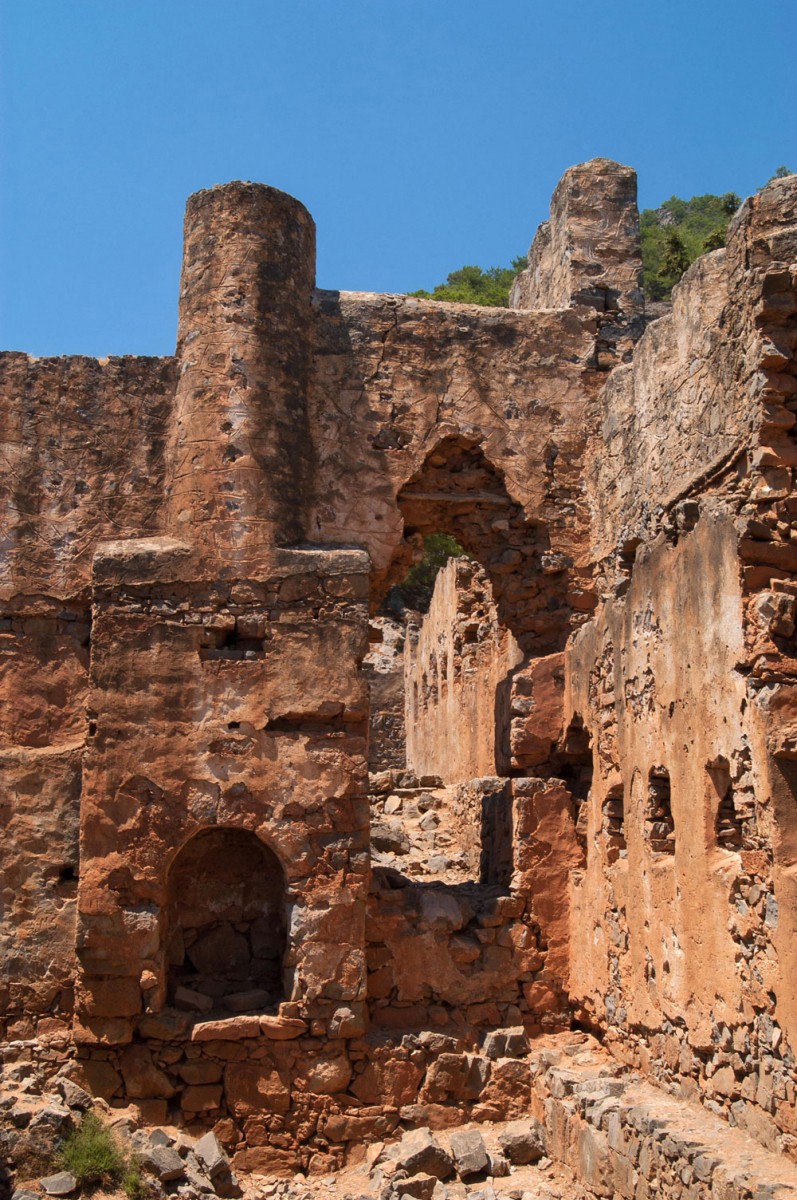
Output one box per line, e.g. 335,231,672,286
166,182,316,571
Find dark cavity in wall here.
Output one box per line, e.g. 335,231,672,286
558,716,593,851
166,827,286,1014
646,766,675,855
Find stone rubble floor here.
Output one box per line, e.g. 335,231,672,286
6,1034,797,1200
370,782,474,882
249,1125,590,1200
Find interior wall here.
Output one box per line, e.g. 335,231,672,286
567,510,797,1150
404,558,521,784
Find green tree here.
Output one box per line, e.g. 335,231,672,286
411,257,526,307
702,226,727,252
658,230,691,290
389,533,469,612
639,188,744,300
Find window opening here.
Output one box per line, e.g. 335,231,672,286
602,784,626,863
708,757,743,850
646,767,675,855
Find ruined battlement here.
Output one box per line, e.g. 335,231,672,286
4,160,797,1184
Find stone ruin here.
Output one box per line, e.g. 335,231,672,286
3,158,797,1196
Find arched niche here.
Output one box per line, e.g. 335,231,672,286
165,827,287,1013
377,435,573,656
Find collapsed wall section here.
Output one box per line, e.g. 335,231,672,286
511,158,645,365
307,292,601,632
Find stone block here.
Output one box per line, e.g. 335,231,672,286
302,1054,352,1095
56,1078,93,1111
181,1084,223,1113
392,1175,437,1200
192,1016,262,1041
449,1128,489,1178
40,1174,77,1196
395,1127,455,1180
178,1060,223,1085
498,1119,546,1164
119,1044,175,1099
224,1061,290,1116
195,1131,231,1181
329,1003,367,1038
578,1124,612,1196
175,986,213,1012
140,1145,185,1182
259,1014,308,1039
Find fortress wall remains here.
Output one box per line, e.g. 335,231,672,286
4,164,797,1168
568,175,797,1151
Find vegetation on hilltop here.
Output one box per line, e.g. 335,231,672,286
410,167,793,308
640,191,740,300
410,260,527,307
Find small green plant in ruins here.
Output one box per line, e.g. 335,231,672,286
58,1111,145,1197
389,532,469,612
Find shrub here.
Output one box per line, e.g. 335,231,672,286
388,532,469,613
58,1112,143,1196
410,257,527,307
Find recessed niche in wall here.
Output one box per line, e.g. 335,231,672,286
558,715,593,851
602,784,627,863
166,827,286,1014
708,757,744,851
198,619,266,662
646,766,675,855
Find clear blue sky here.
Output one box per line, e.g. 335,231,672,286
1,0,795,358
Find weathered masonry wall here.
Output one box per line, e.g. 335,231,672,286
0,354,176,601
569,176,797,1156
4,160,797,1178
76,541,371,1045
404,558,522,783
0,353,176,1026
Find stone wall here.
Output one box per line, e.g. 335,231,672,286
567,174,797,1156
307,297,600,643
74,542,371,1046
362,617,407,773
5,161,797,1175
0,353,176,602
367,776,580,1034
529,1034,797,1200
404,558,522,782
585,175,797,581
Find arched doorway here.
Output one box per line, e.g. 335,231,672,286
166,828,286,1013
377,434,572,656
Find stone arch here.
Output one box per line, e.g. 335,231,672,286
378,434,572,655
165,826,287,1014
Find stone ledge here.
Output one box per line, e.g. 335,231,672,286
191,1014,308,1042
532,1035,797,1199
